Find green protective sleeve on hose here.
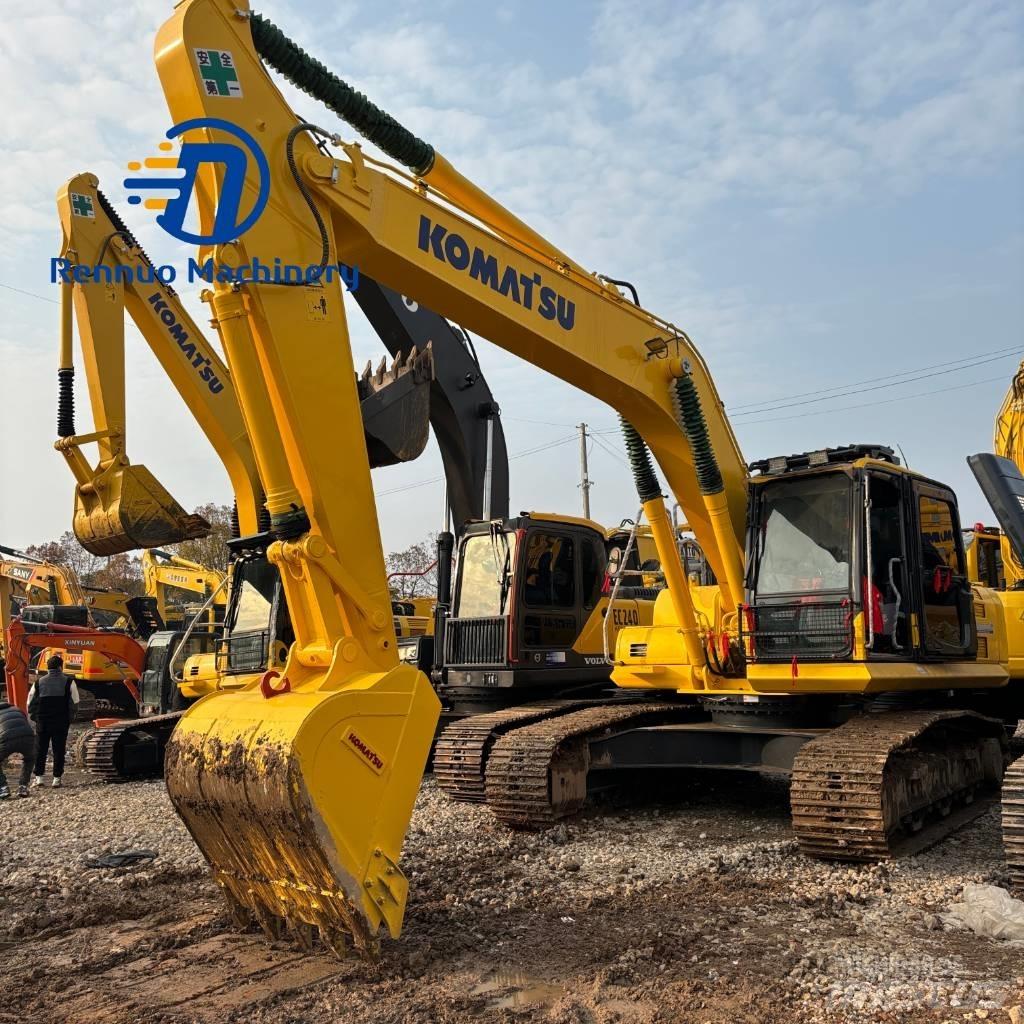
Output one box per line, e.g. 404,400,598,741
251,12,435,176
619,416,662,504
672,375,723,496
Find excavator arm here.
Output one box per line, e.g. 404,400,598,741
56,178,260,550
351,279,509,527
141,0,752,957
56,179,434,555
153,6,748,604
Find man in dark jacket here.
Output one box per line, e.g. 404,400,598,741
27,654,80,788
0,701,35,797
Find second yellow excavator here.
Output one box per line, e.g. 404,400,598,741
121,0,1022,953
142,548,226,630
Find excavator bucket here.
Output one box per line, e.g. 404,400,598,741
164,661,440,957
73,465,210,557
359,345,434,468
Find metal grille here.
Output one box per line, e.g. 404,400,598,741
218,630,269,674
444,616,508,667
742,601,852,661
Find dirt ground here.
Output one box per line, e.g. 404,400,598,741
1,728,1022,1024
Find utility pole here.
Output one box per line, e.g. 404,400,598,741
578,422,592,519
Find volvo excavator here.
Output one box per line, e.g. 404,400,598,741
107,1,1022,953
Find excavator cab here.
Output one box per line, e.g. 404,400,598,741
965,526,1005,590
441,515,655,705
214,536,293,680
743,445,976,666
138,629,217,715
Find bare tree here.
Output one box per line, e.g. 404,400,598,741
25,531,104,586
170,503,235,572
385,535,438,599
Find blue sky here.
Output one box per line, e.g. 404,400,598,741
0,0,1022,552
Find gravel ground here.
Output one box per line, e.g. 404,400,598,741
0,728,1022,1024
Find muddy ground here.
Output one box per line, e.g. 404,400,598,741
1,729,1022,1024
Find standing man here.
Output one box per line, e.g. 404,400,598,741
27,654,79,788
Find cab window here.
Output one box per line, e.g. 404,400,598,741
523,532,575,607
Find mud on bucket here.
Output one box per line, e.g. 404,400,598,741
163,662,440,958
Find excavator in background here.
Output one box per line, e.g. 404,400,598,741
127,1,1022,952
3,616,145,722
964,357,1024,891
142,548,226,629
0,546,158,710
55,175,435,559
965,359,1024,592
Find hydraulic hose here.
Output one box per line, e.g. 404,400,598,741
57,369,75,439
670,373,744,611
671,375,723,497
619,416,661,503
250,12,435,175
58,271,75,437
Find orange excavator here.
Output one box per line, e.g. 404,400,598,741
3,617,145,720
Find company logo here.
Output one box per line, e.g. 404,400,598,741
7,567,33,581
146,293,225,395
345,730,385,774
123,118,270,246
417,215,576,331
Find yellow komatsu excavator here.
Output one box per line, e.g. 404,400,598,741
142,548,226,629
55,176,434,558
122,0,1023,951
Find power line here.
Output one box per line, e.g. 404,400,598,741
729,345,1021,414
377,433,577,498
590,432,629,467
0,281,60,305
737,373,1007,426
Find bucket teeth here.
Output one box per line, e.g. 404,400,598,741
359,345,434,395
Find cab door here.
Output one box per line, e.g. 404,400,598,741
911,482,975,658
517,526,583,659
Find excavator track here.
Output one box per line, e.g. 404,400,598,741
434,700,598,803
1003,757,1024,893
484,702,690,829
790,710,1007,862
78,712,183,782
